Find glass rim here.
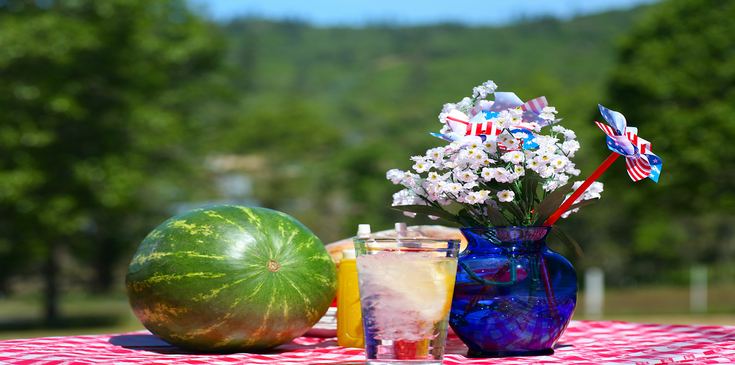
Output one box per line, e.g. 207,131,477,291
354,236,462,242
353,237,461,254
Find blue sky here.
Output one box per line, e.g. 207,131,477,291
187,0,663,27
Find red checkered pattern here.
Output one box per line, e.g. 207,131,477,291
2,321,735,364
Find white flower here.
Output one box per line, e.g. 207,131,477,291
459,148,483,164
466,140,484,150
412,158,433,173
433,179,449,194
427,147,445,163
543,179,561,192
539,165,555,179
498,132,521,151
492,167,513,183
387,169,404,184
555,173,570,186
443,159,458,169
550,155,569,172
454,168,477,183
445,183,464,196
464,194,480,204
482,139,498,154
476,99,493,110
566,164,581,176
472,80,497,98
562,140,581,156
501,150,525,165
540,106,558,121
392,189,419,206
402,171,419,188
449,135,484,150
470,153,489,168
439,123,452,134
456,97,473,110
425,187,442,202
497,190,515,202
426,171,442,182
509,109,523,126
586,182,604,199
480,167,494,181
535,153,553,165
536,135,559,151
527,159,541,172
463,181,479,190
476,190,490,202
465,190,489,204
577,181,604,199
494,112,512,129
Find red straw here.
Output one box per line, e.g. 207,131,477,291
543,152,620,226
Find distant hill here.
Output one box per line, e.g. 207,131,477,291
221,5,652,152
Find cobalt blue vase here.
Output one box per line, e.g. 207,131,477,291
449,226,578,358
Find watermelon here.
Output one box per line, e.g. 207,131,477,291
125,205,338,353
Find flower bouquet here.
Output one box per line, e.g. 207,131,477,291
386,80,602,254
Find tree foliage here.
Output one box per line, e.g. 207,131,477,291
599,0,735,282
0,0,226,321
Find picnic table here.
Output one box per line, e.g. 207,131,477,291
2,320,735,364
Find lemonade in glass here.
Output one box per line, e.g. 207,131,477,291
354,237,460,365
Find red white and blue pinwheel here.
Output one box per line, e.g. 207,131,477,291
595,104,662,182
543,104,663,226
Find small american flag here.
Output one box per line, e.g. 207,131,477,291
445,110,501,137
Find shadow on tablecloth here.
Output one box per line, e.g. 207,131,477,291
108,333,342,355
108,333,572,359
443,334,572,355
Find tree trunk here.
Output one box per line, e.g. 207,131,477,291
43,241,61,327
93,242,116,294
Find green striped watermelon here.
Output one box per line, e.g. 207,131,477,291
125,205,338,353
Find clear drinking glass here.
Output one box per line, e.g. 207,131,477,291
354,237,460,365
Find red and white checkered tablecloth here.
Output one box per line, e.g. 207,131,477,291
2,321,735,365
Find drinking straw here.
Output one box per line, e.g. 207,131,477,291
543,152,620,226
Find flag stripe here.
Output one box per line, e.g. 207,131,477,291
595,121,618,137
521,96,547,114
626,156,651,181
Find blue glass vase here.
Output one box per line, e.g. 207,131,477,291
449,226,577,358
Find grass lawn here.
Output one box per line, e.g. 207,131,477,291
2,284,735,341
572,284,735,326
0,293,145,340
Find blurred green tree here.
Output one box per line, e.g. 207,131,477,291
602,0,735,282
0,0,227,324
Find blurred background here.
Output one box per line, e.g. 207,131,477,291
2,0,735,339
